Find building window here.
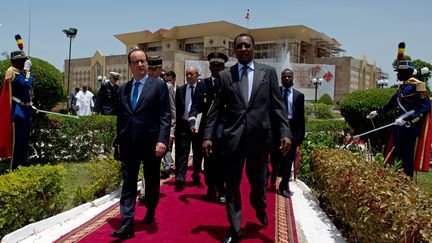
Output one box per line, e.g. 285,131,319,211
142,42,162,52
147,46,162,52
185,42,203,54
254,42,276,59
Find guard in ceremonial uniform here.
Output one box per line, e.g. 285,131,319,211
190,52,228,204
368,42,431,177
94,71,120,115
0,49,34,170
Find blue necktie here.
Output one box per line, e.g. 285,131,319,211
132,82,141,109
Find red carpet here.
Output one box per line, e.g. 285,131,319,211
70,167,276,242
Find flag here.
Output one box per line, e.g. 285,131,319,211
0,79,13,158
245,9,250,21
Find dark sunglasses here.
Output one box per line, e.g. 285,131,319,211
235,43,252,50
210,63,224,67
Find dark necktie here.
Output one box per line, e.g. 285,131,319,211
241,66,249,103
283,88,289,112
190,85,194,99
132,82,140,109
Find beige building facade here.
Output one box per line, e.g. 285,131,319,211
64,21,386,102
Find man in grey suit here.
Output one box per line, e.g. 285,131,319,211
203,33,292,243
110,48,171,239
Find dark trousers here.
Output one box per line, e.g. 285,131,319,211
393,123,421,177
175,120,203,183
120,155,161,227
204,141,225,196
223,143,268,237
278,140,299,191
12,117,31,170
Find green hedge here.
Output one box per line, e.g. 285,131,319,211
318,93,333,105
305,103,334,119
30,115,116,163
0,164,66,237
312,149,432,242
297,119,347,186
339,88,396,152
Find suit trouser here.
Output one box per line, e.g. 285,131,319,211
223,147,268,237
120,155,160,227
162,143,174,172
12,117,31,170
175,120,203,183
204,140,225,196
393,124,421,177
278,140,299,191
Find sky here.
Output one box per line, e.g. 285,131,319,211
1,0,431,84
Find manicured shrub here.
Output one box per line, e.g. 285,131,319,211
0,164,66,237
305,103,334,119
339,88,396,152
318,93,333,105
0,57,64,110
30,115,116,163
312,149,432,242
297,119,347,186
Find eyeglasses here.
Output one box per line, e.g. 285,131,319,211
210,63,224,67
186,72,197,76
235,43,252,50
130,59,146,65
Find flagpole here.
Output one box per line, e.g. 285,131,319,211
27,0,32,56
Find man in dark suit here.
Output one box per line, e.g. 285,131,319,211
174,66,205,191
94,71,120,115
273,68,305,197
203,33,292,243
189,52,228,204
110,48,171,239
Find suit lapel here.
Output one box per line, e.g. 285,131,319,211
134,77,153,113
228,64,247,106
292,89,298,115
124,80,134,113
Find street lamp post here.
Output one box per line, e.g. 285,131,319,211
62,28,78,93
377,79,389,88
311,77,323,103
97,75,106,88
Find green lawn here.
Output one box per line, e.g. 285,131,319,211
417,171,432,193
62,162,93,210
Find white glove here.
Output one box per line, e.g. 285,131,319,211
395,117,406,126
24,59,32,71
367,110,378,119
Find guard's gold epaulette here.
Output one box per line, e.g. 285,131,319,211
403,77,427,92
4,67,18,82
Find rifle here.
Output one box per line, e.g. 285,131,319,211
353,110,414,138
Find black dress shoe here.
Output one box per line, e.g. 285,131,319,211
278,188,293,198
137,194,146,206
174,180,185,191
143,209,155,224
191,180,202,186
110,224,135,239
221,232,242,243
203,188,216,201
218,195,226,205
256,209,268,226
160,171,169,179
143,215,155,224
